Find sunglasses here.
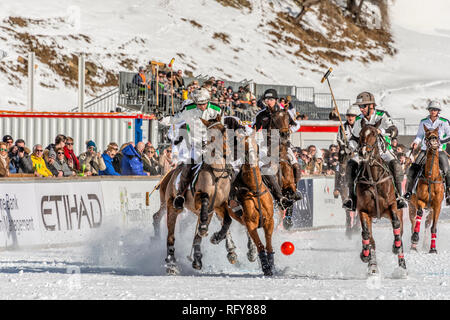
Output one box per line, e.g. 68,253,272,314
36,149,43,153
57,152,65,155
0,148,7,152
66,142,73,145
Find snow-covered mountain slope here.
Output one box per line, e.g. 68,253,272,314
0,0,449,124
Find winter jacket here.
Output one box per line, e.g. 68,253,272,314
79,151,106,175
52,158,73,177
64,146,80,171
18,154,34,173
99,152,120,176
31,155,53,177
120,145,146,176
0,155,10,177
142,154,160,176
112,153,123,174
8,151,19,173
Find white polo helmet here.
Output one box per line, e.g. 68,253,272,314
346,106,360,116
192,88,210,105
427,100,441,111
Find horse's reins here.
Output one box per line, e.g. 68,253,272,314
358,134,392,220
419,135,443,208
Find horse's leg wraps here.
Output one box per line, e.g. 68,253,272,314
431,233,437,249
200,193,209,224
414,209,423,233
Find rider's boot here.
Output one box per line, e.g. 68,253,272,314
263,174,292,209
388,160,407,209
173,163,193,210
404,163,421,200
343,160,358,211
291,163,303,201
292,162,302,183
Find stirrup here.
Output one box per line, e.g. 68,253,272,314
173,195,185,210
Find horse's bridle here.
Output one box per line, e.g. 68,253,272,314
357,128,391,219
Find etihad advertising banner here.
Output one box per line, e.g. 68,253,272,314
35,181,105,244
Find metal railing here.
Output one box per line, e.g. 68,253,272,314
295,87,314,102
313,93,333,109
254,84,295,99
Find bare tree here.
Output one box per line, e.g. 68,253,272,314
292,0,322,24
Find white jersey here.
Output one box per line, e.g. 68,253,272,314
413,116,450,151
349,109,396,151
160,102,222,162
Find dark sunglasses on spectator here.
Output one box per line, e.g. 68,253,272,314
36,149,43,153
57,152,65,155
112,147,118,151
66,142,73,145
167,150,172,153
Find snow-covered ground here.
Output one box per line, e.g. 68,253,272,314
1,209,450,300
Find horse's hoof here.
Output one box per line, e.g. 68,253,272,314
283,217,294,230
192,259,202,270
411,232,419,243
367,264,379,276
197,224,208,237
262,267,273,277
210,232,225,245
247,250,257,263
227,252,238,265
166,264,180,275
360,251,370,263
429,248,438,254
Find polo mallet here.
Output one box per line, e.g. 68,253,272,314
321,67,348,146
148,167,175,197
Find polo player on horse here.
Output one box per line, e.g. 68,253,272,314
160,87,224,210
404,100,450,205
334,105,360,197
252,89,302,208
343,92,407,211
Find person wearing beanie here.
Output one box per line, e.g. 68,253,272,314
78,140,106,176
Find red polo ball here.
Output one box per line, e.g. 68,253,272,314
281,242,295,255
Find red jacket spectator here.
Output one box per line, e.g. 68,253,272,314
64,141,80,171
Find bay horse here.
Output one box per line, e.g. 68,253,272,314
408,126,444,253
155,115,235,275
356,119,407,276
267,107,301,230
226,132,275,276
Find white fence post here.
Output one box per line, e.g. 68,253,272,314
78,54,85,112
28,52,35,111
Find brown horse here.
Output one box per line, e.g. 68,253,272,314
408,126,444,253
156,115,235,275
356,119,407,276
268,108,301,229
227,132,275,276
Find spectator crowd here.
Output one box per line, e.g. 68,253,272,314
0,134,175,178
293,138,411,177
133,66,310,122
